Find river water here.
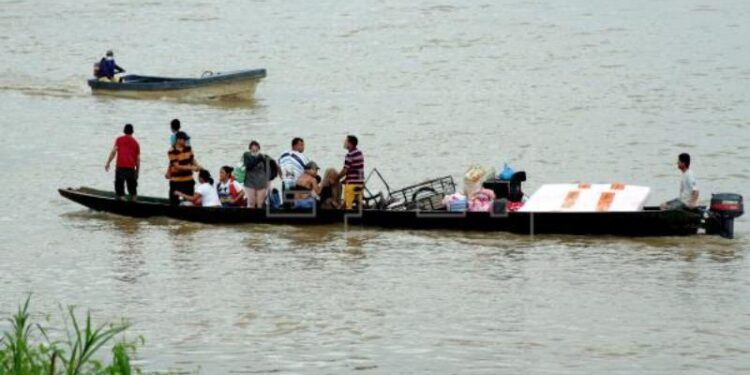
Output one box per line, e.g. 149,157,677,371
1,0,749,373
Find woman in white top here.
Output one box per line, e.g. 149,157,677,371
174,169,222,207
216,166,246,207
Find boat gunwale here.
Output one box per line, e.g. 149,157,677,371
58,187,700,218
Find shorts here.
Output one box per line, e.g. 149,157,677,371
293,198,316,209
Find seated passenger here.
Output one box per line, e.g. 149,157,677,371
661,153,699,210
216,166,246,207
319,168,342,209
278,137,309,192
173,169,221,207
293,162,321,209
98,50,126,82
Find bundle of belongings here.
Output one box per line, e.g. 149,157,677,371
442,165,497,212
443,163,528,213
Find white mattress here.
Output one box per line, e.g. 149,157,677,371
518,183,651,212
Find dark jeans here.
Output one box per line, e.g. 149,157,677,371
665,198,700,213
664,199,686,210
169,180,195,205
115,168,138,198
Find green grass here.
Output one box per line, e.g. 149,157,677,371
0,296,143,375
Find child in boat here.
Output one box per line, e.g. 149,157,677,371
216,166,245,207
319,168,342,209
174,169,221,207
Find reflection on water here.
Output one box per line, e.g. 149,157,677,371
90,93,267,110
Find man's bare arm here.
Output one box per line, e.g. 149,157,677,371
688,190,700,208
105,147,117,172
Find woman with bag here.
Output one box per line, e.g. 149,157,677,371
242,140,268,208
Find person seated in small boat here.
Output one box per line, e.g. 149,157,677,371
173,169,221,207
216,166,245,207
661,152,699,210
292,162,322,209
97,50,125,82
319,168,342,209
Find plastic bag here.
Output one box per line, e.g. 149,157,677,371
268,188,282,209
463,165,492,195
442,193,468,212
468,188,496,212
499,163,514,181
233,163,246,184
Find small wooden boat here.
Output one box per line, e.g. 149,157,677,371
87,69,266,101
58,187,742,238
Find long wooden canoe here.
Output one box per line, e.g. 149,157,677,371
59,187,732,237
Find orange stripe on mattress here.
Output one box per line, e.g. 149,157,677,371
610,183,625,190
597,192,615,211
578,183,591,189
562,190,580,209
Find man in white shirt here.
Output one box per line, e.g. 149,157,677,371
661,153,699,210
278,137,310,191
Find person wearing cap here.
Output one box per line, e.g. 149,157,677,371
105,124,140,201
97,50,125,82
167,131,200,206
293,161,322,209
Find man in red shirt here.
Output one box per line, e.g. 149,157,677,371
105,124,140,201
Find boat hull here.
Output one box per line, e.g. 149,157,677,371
58,187,170,218
356,209,701,236
59,187,707,237
87,69,266,101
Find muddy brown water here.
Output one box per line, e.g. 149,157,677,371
0,0,749,373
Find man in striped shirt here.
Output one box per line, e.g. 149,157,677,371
338,135,365,209
166,131,200,205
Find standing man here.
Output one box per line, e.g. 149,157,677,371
167,131,200,205
98,50,125,82
169,118,190,147
661,153,699,210
338,135,365,209
278,137,310,191
105,124,140,201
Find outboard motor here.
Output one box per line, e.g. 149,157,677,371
709,193,744,239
